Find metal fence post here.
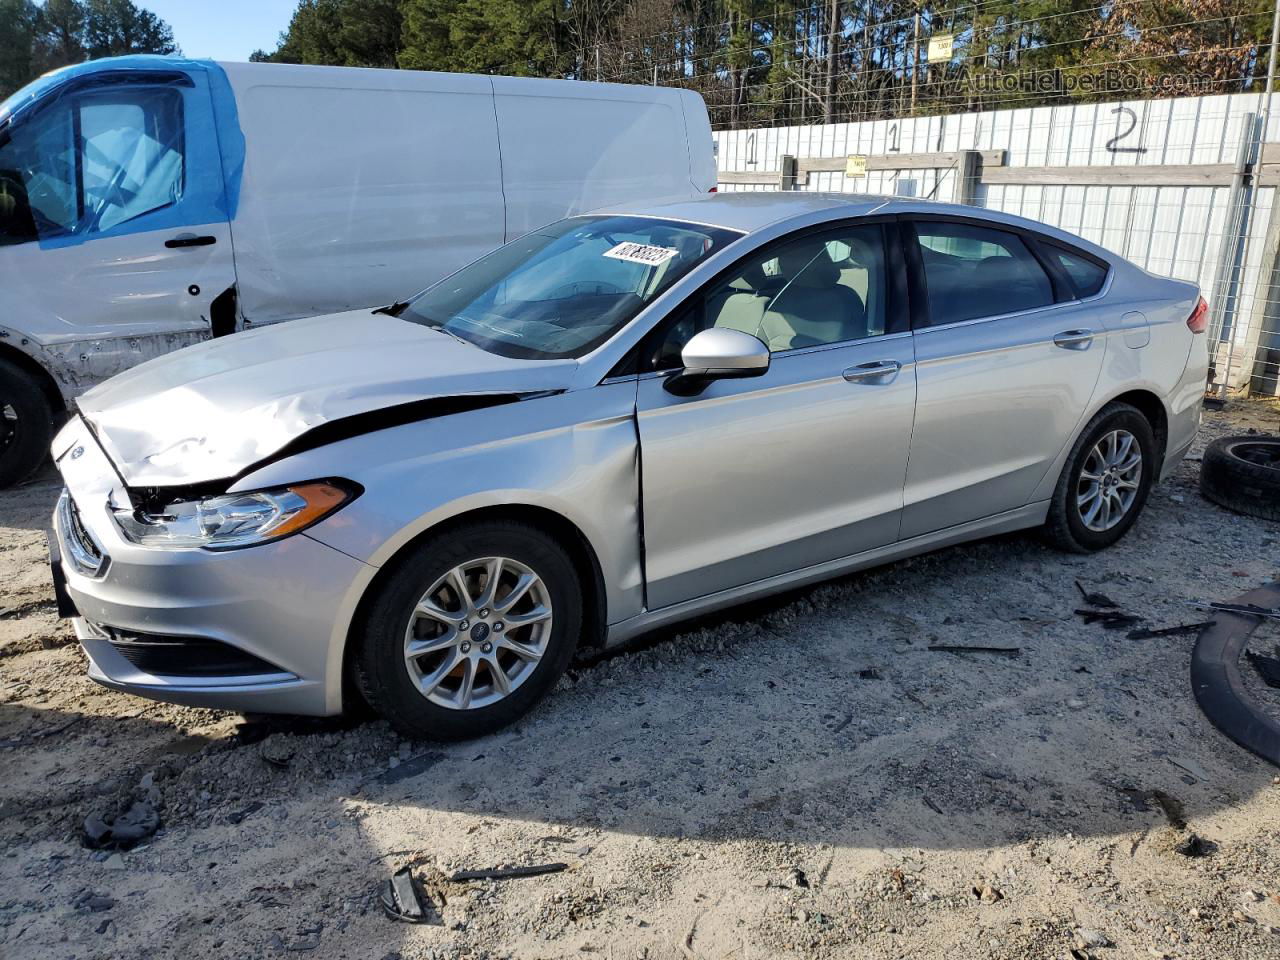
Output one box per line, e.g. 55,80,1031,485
781,155,798,191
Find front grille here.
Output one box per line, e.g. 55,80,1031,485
102,627,286,678
58,491,108,576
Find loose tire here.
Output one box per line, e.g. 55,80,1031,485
1200,436,1280,522
0,357,55,488
1043,402,1157,553
352,520,583,740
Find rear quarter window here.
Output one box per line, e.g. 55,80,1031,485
1047,246,1109,298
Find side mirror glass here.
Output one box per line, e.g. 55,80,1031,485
664,327,770,396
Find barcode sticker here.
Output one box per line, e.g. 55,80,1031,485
603,242,679,266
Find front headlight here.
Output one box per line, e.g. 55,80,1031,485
112,481,357,550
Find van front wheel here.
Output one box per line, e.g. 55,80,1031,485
0,357,55,488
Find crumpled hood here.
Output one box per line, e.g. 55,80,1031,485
75,310,578,487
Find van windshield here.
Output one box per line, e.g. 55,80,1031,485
398,215,741,360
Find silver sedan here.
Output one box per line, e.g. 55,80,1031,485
51,193,1209,739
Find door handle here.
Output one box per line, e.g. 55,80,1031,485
165,234,217,249
843,359,902,383
1053,328,1094,350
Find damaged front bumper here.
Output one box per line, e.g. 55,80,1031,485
51,417,373,717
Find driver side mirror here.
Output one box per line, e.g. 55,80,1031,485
664,327,770,396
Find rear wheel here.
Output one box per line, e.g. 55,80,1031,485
1043,402,1156,552
352,521,583,740
0,357,55,488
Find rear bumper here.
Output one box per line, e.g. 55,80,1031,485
52,418,374,717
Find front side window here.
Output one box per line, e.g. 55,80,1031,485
399,216,740,360
913,221,1055,326
642,223,889,370
0,86,184,246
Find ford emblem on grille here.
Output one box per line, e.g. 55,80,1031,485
70,446,84,460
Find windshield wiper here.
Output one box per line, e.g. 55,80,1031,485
414,317,473,348
372,299,410,317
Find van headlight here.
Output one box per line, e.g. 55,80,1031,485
112,481,358,550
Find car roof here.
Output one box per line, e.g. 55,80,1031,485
591,192,899,233
590,191,1121,264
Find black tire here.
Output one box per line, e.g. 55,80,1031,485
1200,436,1280,522
1042,401,1158,553
352,520,583,740
0,356,55,488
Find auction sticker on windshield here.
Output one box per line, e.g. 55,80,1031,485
604,242,680,266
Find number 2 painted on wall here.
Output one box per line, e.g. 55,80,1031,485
1105,106,1147,154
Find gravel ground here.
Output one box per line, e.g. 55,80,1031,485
1,399,1279,960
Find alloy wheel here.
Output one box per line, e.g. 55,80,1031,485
403,556,553,710
1076,428,1143,532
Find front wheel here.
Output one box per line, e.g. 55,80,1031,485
0,357,55,488
352,520,583,740
1042,402,1157,553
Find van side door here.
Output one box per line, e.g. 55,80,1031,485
0,67,238,386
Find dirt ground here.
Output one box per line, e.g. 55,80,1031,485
2,400,1280,960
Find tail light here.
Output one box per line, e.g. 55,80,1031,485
1187,296,1208,334
708,186,718,193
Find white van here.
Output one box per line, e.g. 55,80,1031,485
0,55,716,484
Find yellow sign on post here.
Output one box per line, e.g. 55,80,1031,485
845,154,868,179
927,34,954,64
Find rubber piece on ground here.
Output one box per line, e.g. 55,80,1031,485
1191,581,1280,769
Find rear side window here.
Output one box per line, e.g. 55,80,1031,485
1046,245,1109,298
912,221,1055,326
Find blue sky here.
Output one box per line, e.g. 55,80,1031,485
143,1,298,62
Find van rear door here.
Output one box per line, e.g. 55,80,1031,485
493,79,694,239
0,66,238,384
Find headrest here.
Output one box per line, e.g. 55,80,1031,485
776,246,840,287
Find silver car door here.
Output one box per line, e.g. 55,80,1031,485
900,217,1108,539
635,220,917,610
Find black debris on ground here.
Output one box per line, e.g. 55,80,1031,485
1075,580,1120,609
227,801,265,825
379,867,439,925
927,644,1021,655
1074,609,1143,630
1126,621,1212,640
1245,649,1280,689
449,863,567,882
82,800,161,851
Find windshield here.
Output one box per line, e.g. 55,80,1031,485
399,215,741,360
